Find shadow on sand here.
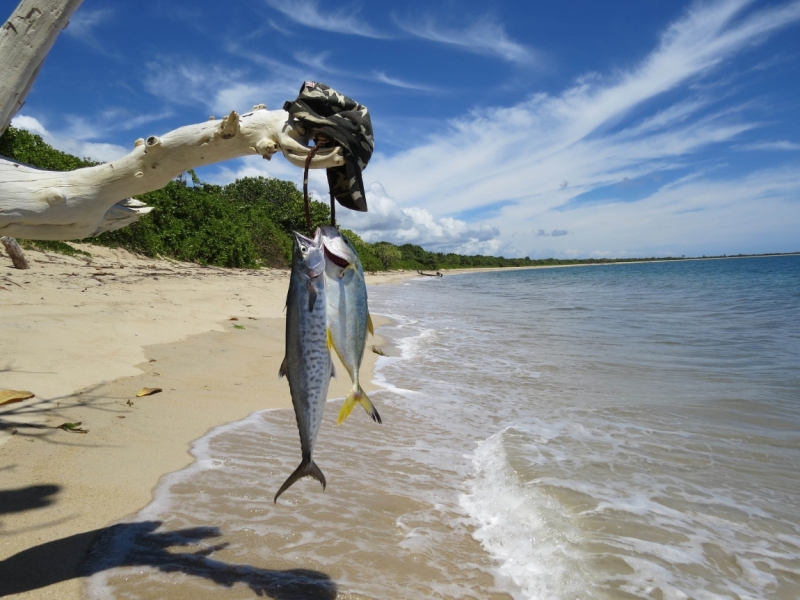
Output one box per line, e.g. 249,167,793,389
0,521,337,599
0,484,60,516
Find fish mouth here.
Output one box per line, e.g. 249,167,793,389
324,245,352,269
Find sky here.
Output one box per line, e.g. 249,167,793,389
7,0,800,258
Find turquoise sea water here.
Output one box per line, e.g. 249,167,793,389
88,256,800,599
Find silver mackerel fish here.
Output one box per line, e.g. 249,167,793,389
319,225,381,426
275,230,333,503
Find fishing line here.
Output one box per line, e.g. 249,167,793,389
302,134,337,236
302,144,319,237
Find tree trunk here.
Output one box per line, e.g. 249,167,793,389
1,236,30,269
1,0,84,135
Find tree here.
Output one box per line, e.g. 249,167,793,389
0,0,342,241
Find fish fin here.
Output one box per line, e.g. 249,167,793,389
337,386,382,425
278,356,288,378
367,313,374,336
307,280,317,312
273,458,326,503
351,266,365,283
326,327,334,351
330,356,336,379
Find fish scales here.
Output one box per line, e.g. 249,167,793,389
319,225,382,425
274,230,333,503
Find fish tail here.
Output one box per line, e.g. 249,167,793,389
337,386,382,425
273,458,326,503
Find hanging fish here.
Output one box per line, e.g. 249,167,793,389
275,230,334,502
319,225,381,425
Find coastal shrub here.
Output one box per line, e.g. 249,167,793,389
18,239,91,257
371,242,403,270
338,228,383,272
0,126,97,170
222,176,330,236
222,176,333,267
92,182,261,268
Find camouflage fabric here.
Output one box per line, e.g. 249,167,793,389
283,81,373,212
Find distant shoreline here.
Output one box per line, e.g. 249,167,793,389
432,252,800,277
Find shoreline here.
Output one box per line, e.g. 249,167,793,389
0,245,407,599
433,252,800,278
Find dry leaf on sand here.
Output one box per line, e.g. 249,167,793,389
0,390,35,406
371,346,387,356
136,387,163,397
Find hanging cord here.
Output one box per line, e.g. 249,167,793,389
302,134,336,235
302,144,320,237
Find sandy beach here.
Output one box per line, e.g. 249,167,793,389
0,244,410,599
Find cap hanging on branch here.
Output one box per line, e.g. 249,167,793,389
283,81,374,213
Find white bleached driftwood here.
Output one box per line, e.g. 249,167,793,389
1,236,30,268
0,108,344,240
0,0,83,137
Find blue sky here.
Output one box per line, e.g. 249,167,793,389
9,0,800,258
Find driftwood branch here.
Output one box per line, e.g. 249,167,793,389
1,0,83,135
1,236,30,269
0,108,343,240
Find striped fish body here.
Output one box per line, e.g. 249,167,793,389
274,230,332,502
319,226,381,425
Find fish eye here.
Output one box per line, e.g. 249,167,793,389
300,244,308,252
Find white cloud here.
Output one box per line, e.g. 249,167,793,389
360,0,800,256
142,57,301,115
204,154,308,186
394,13,538,64
737,140,800,151
372,71,438,91
265,0,387,38
10,114,128,163
336,183,501,253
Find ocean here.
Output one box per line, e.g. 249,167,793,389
86,255,800,599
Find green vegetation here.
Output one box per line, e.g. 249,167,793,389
0,126,97,170
18,239,91,257
2,126,794,270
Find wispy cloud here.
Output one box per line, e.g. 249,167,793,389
737,140,800,151
265,0,387,38
358,0,800,256
371,71,438,91
394,13,538,64
64,8,117,55
292,50,438,92
142,57,301,115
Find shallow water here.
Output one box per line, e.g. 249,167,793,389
87,256,800,599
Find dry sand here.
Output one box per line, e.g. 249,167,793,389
0,244,412,599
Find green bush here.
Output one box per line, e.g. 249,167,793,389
18,239,91,257
372,241,403,270
92,182,261,268
0,126,97,170
338,228,383,272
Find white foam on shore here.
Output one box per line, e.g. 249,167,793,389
459,428,589,599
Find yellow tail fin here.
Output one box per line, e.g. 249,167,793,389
337,386,382,425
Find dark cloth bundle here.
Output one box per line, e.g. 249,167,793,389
283,81,373,212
